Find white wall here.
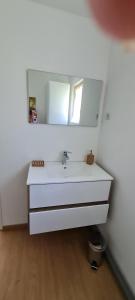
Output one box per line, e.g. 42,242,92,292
98,44,135,294
47,81,70,125
0,0,110,225
80,79,102,126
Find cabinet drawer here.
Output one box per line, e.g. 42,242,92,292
29,181,111,209
29,204,109,234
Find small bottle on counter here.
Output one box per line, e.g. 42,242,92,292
32,109,38,124
86,150,95,165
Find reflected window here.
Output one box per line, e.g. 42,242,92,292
71,80,83,124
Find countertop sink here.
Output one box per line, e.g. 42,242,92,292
27,162,113,185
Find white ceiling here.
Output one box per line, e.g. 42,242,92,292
30,0,90,18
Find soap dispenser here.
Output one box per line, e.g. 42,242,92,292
86,150,94,165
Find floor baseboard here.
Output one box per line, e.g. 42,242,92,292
3,223,28,231
106,248,134,300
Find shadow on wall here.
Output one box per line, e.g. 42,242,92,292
0,193,3,229
0,164,29,226
108,178,122,223
99,175,118,244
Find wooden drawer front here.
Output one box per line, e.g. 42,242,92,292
29,204,109,235
29,181,111,209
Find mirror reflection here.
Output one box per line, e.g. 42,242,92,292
27,69,103,127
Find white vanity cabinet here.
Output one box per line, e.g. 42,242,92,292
27,163,113,235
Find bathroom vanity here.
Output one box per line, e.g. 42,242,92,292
27,162,113,235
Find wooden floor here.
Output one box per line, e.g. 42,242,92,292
0,228,125,300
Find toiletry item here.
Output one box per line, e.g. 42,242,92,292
32,160,45,167
29,97,36,123
86,150,94,165
32,109,38,124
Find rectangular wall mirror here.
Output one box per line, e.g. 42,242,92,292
27,69,103,127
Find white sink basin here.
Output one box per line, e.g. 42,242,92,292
27,162,113,185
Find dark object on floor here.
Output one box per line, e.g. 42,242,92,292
91,260,98,271
88,226,106,270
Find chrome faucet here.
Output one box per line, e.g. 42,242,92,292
62,151,72,168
